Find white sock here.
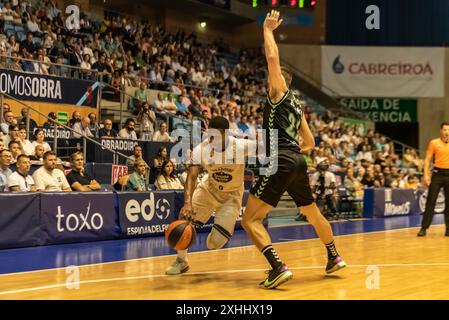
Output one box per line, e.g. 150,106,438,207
178,249,188,261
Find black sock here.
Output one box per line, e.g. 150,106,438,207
262,245,282,269
325,241,339,259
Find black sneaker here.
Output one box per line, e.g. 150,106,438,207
417,228,427,237
259,264,293,289
445,229,449,237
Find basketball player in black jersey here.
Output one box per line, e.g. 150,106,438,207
242,10,346,289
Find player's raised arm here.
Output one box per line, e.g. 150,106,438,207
264,10,288,96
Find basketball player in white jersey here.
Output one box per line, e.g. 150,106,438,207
166,116,256,275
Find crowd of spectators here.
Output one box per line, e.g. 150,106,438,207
0,0,425,198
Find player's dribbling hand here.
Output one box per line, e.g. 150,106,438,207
179,203,195,222
264,10,283,31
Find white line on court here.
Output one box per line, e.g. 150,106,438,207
1,261,449,296
0,223,443,279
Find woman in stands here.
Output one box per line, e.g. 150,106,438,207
32,129,51,152
155,160,183,190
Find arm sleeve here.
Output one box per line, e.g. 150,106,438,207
61,173,71,190
426,140,435,158
7,174,19,188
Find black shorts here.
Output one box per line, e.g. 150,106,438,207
250,152,314,207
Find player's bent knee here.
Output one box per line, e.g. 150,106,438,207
207,224,232,249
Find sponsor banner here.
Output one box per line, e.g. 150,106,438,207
417,189,445,213
87,138,143,164
0,68,99,107
322,46,444,98
0,193,41,248
117,191,176,237
111,165,128,185
40,192,116,244
33,126,74,140
338,98,417,123
364,188,443,217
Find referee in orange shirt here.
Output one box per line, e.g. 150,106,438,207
418,122,449,237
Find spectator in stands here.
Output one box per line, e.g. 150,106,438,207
137,102,156,141
7,154,35,192
80,54,92,79
32,129,51,152
21,32,36,56
152,92,167,119
69,44,83,67
8,140,22,163
1,111,16,134
163,93,178,115
68,111,82,128
66,151,101,192
0,149,12,192
30,145,45,162
175,95,188,117
131,82,148,114
153,146,168,168
3,124,19,147
72,117,93,138
7,52,23,71
344,167,364,199
49,56,68,77
125,159,148,191
188,98,202,118
361,167,375,187
152,121,172,142
20,51,35,72
118,118,138,140
18,127,34,156
18,108,38,132
92,53,111,83
88,113,100,136
126,145,146,168
98,118,118,138
33,151,71,192
27,14,42,35
155,160,183,190
43,112,57,128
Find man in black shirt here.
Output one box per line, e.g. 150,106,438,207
98,118,118,138
66,151,101,192
21,32,37,56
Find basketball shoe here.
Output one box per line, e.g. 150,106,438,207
325,256,347,274
165,257,190,275
259,264,293,289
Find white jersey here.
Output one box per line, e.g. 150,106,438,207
192,136,254,192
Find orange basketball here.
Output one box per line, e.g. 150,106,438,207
165,220,197,250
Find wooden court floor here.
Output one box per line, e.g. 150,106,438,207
0,225,448,300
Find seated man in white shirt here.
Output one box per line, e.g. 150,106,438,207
7,154,36,192
118,118,138,140
32,151,72,192
72,117,94,139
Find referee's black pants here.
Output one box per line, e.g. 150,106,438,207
421,168,449,229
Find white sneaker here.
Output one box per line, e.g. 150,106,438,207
165,257,190,275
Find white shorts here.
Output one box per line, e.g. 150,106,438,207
192,182,244,237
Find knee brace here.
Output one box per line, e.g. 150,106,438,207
206,224,232,249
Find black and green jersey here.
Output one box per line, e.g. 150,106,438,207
263,89,304,155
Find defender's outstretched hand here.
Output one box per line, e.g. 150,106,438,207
264,10,283,31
